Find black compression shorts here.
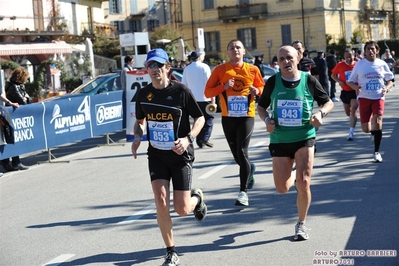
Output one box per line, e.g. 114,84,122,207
148,153,193,191
269,138,316,159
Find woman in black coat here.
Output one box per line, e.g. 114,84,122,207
1,67,30,172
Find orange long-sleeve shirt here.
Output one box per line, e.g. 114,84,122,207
205,62,265,117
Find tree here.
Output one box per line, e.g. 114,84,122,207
150,26,192,60
326,36,348,61
92,35,120,60
350,29,365,45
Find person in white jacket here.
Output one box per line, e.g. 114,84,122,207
181,51,214,148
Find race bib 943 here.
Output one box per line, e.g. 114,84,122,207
277,99,303,126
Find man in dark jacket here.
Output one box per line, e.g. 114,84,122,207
314,51,329,96
254,54,265,77
326,49,339,102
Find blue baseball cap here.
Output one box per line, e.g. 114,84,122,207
145,48,169,64
189,51,201,59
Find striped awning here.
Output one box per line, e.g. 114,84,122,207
0,41,72,56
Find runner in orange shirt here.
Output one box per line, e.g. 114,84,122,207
205,39,265,206
331,49,358,140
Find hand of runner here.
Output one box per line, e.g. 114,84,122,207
131,138,141,159
266,119,275,133
172,138,188,155
224,78,235,90
310,113,323,127
249,85,259,96
382,87,389,96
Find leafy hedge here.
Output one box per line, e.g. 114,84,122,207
377,40,399,56
64,77,82,93
1,61,21,71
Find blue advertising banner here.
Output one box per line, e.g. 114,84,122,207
0,92,125,160
43,96,93,148
0,103,47,159
90,92,124,136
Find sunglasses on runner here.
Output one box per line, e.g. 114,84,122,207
146,61,165,69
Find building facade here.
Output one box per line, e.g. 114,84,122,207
176,0,396,63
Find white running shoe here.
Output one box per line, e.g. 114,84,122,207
162,251,180,266
373,152,383,163
294,222,310,241
348,132,354,141
332,97,340,102
235,191,249,206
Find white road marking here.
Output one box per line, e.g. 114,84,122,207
198,141,266,180
42,254,76,266
249,141,267,149
116,203,156,224
198,163,230,179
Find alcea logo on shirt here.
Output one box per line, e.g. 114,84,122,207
278,92,287,95
166,96,173,100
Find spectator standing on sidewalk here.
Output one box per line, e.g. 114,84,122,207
254,54,265,77
121,55,134,91
384,50,396,89
331,49,358,140
384,51,396,74
347,41,394,163
205,39,265,206
257,45,334,241
326,49,339,102
314,51,330,97
131,48,207,266
0,66,20,177
182,51,214,149
1,67,30,172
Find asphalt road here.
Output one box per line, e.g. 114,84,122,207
1,79,398,266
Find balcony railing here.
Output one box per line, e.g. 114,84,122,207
217,3,267,21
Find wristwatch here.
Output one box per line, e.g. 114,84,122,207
319,110,326,118
187,133,194,144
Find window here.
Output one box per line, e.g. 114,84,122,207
372,24,379,41
110,20,125,34
147,20,160,31
109,0,122,14
237,28,256,50
149,0,156,14
129,20,142,32
370,0,379,9
281,25,291,45
130,0,138,14
204,31,220,52
203,0,214,9
346,20,352,42
119,21,125,33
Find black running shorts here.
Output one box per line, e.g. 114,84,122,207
340,90,357,104
148,154,193,191
269,138,316,159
